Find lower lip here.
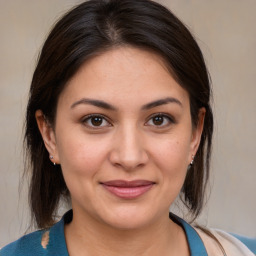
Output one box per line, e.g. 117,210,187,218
102,184,154,199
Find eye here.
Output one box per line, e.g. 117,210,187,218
82,114,111,128
146,113,174,127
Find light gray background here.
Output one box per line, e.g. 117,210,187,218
0,0,255,247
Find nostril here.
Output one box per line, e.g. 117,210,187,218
109,147,149,170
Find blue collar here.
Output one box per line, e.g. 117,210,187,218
169,213,208,256
48,210,208,256
45,212,69,255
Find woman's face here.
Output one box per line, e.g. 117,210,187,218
39,47,204,229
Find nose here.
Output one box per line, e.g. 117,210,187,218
109,125,149,171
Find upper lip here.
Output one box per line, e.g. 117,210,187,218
100,180,155,187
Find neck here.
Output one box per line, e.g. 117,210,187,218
64,209,189,256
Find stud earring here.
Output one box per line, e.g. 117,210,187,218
187,155,194,170
49,155,56,165
190,155,194,166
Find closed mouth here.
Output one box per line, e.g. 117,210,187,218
100,180,155,199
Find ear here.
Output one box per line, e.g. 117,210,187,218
35,110,60,165
189,107,206,160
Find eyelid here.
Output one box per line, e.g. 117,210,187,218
81,114,112,129
145,113,175,127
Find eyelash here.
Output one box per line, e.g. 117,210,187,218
81,114,112,129
81,113,175,129
145,113,175,128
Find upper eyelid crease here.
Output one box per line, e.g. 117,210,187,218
146,114,175,125
81,114,174,130
82,115,112,129
82,113,174,124
82,114,111,123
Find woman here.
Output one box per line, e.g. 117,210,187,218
1,0,255,255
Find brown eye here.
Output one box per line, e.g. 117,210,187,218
152,116,164,126
146,114,174,127
91,116,103,126
82,114,111,128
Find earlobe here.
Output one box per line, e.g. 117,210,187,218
190,107,206,157
35,110,59,164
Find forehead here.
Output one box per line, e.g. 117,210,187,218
58,47,189,109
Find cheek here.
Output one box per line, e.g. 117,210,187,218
153,136,190,169
56,134,109,178
56,135,111,204
150,136,190,191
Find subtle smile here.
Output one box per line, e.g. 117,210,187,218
100,180,155,199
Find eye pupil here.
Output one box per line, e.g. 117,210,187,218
153,116,164,125
91,117,103,126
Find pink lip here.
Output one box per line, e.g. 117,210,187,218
101,180,155,199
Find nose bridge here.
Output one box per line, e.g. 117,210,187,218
110,122,148,170
122,123,141,154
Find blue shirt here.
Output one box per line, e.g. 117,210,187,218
1,210,255,255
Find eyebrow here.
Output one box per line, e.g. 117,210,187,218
71,98,117,110
70,97,182,110
141,97,182,110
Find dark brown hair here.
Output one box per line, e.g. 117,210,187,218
25,0,213,228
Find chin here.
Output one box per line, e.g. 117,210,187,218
99,206,159,231
107,217,151,231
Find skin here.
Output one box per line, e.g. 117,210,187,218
36,47,205,256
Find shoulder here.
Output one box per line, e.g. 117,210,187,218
232,233,256,254
0,229,46,256
0,212,69,256
195,227,256,256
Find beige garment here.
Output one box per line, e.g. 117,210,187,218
195,228,255,256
